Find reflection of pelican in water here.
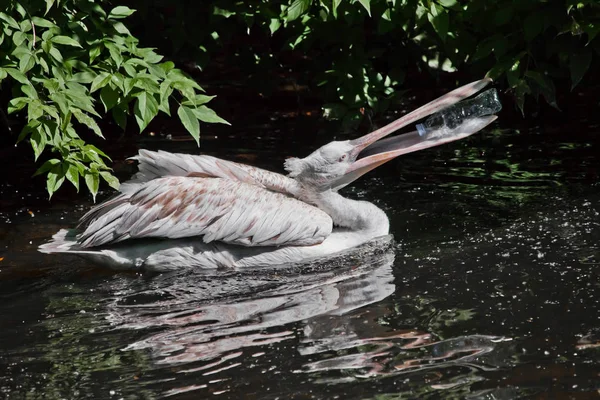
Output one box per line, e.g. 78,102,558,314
106,237,397,367
301,331,511,380
97,239,513,399
40,79,498,271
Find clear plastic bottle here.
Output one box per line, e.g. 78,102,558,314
416,88,502,138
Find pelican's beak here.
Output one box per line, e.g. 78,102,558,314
337,78,499,188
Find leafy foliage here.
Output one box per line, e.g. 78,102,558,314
124,0,599,121
0,0,228,199
2,0,598,198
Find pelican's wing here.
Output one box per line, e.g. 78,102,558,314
77,176,332,248
121,150,297,196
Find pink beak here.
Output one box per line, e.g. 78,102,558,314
339,78,498,187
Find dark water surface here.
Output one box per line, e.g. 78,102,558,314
1,95,600,399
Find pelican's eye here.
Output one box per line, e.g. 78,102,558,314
338,154,347,163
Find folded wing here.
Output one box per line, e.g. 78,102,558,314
121,150,298,196
77,176,332,248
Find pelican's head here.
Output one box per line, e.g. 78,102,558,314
284,140,356,190
285,78,500,192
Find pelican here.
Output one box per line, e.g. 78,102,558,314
40,78,499,271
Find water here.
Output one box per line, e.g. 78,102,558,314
1,97,600,399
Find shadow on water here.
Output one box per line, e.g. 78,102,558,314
1,92,600,398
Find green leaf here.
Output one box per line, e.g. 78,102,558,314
34,158,60,176
166,68,200,84
358,0,371,16
112,21,131,35
30,126,46,160
45,0,56,15
506,59,521,88
42,118,60,143
213,6,235,18
514,79,531,116
49,92,69,115
569,50,592,90
159,81,173,115
84,144,111,160
123,77,136,96
51,35,82,47
64,84,99,117
100,85,119,112
31,17,56,28
177,105,200,145
46,165,65,199
21,84,38,99
64,124,77,139
66,81,89,95
524,70,559,110
332,0,342,17
66,163,80,192
49,46,63,63
8,97,29,113
19,53,35,73
159,61,175,73
73,109,104,138
123,63,137,78
112,104,127,130
105,42,123,68
437,0,458,8
5,68,30,84
15,3,27,19
83,2,107,18
20,19,32,32
72,72,96,84
100,171,120,190
485,52,526,80
17,120,40,142
269,18,281,35
167,69,202,90
147,63,167,80
12,45,30,58
142,51,163,64
90,71,111,92
70,159,86,175
428,4,449,42
0,12,19,29
28,100,44,121
12,31,27,46
108,6,136,19
42,78,60,93
192,106,230,125
133,92,159,132
287,0,311,22
89,45,102,63
38,57,49,74
134,75,160,93
85,171,100,202
182,94,216,107
171,81,196,102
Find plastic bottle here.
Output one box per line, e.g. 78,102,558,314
416,88,502,138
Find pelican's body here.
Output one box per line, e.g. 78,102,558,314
41,152,390,271
40,79,499,271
